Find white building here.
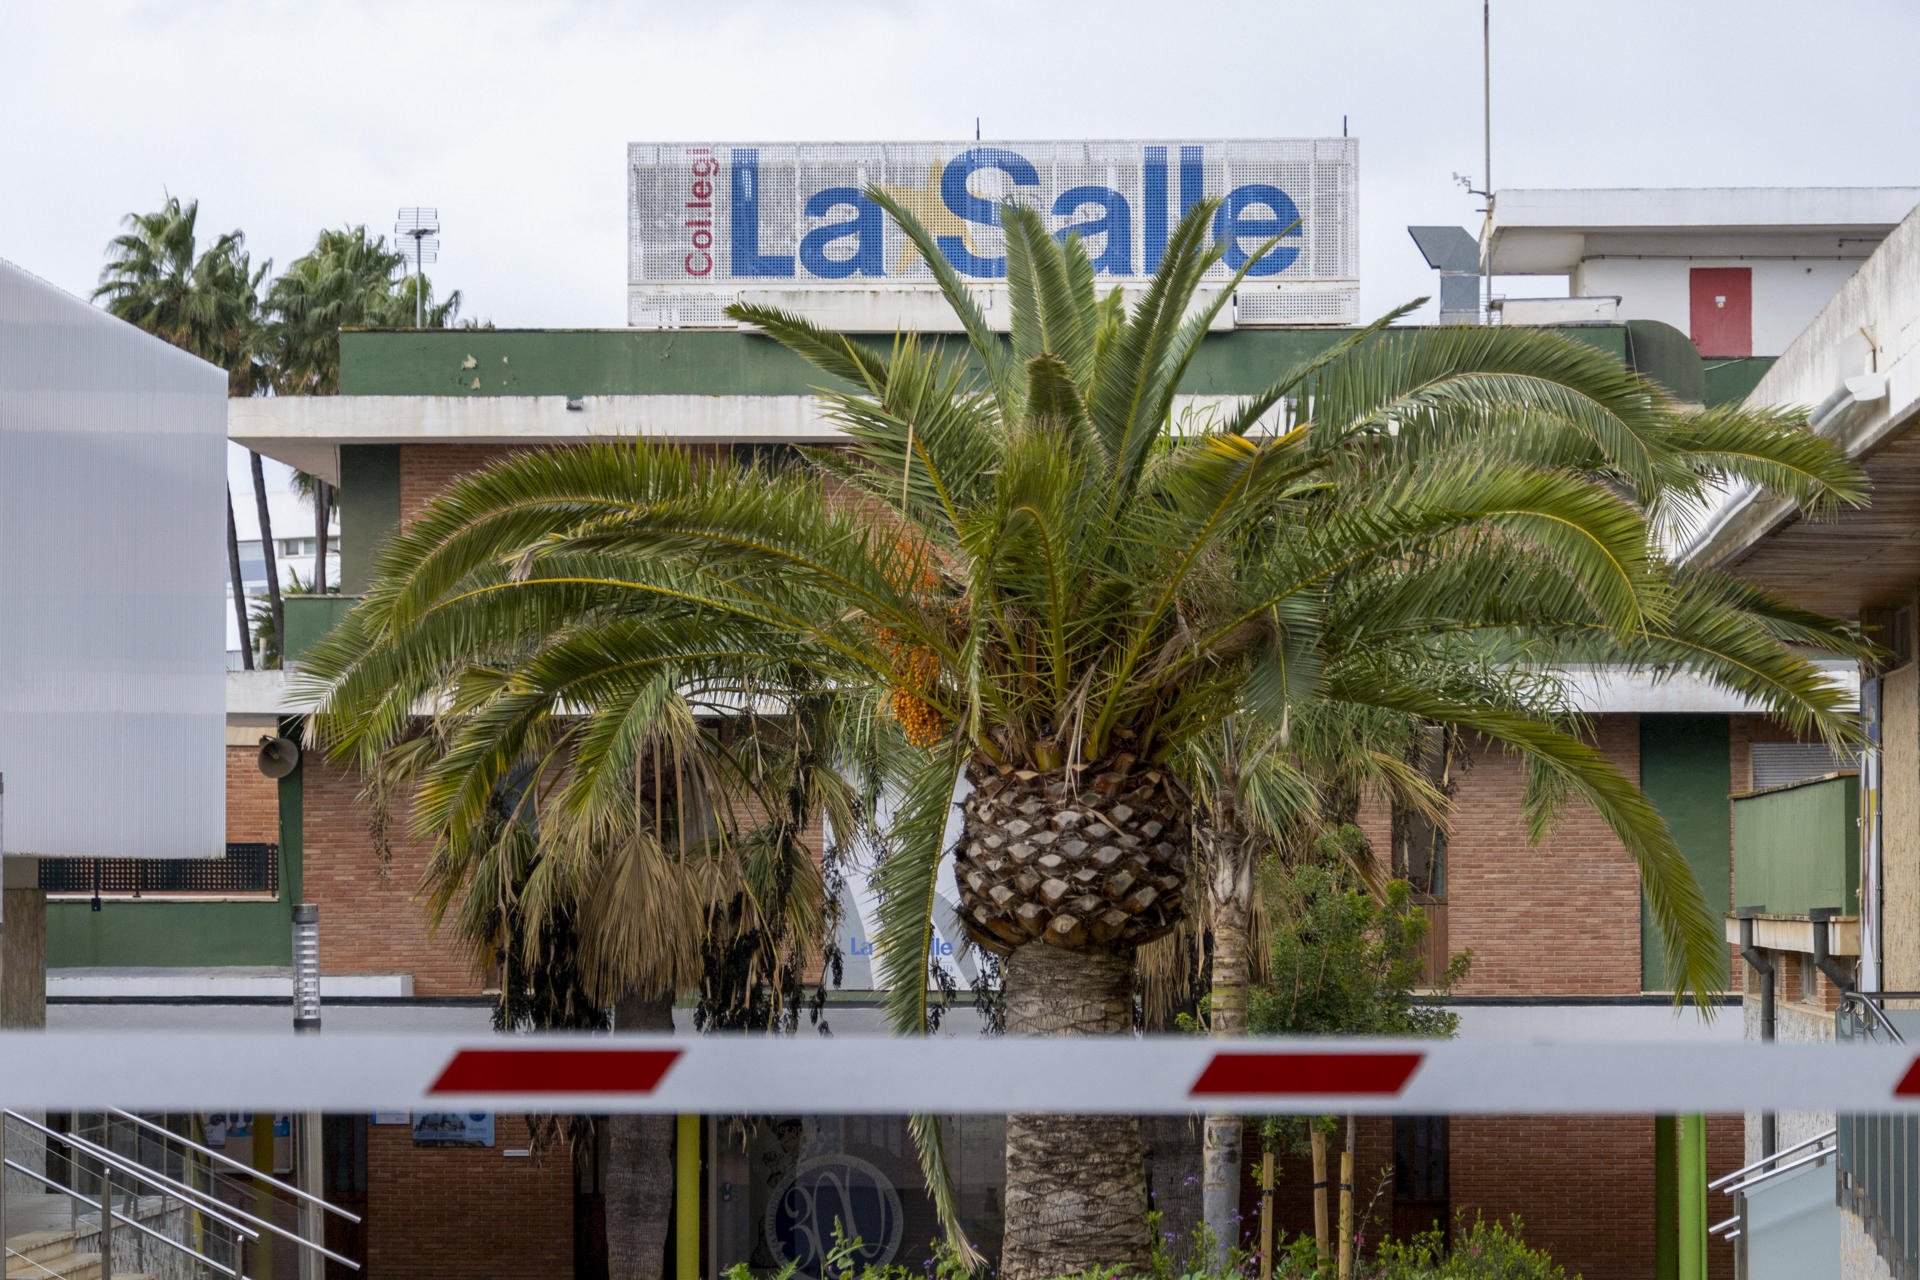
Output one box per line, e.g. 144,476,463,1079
1484,187,1920,356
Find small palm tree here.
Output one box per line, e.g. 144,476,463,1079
95,195,273,663
294,196,1867,1278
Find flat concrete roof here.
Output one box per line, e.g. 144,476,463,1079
1488,186,1920,274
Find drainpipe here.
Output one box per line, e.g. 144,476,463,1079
1809,906,1855,995
1735,907,1776,1158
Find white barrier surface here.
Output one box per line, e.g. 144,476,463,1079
0,1034,1917,1114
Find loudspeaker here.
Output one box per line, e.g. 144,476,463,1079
257,735,301,779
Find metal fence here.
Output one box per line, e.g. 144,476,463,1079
38,844,279,897
1837,995,1920,1277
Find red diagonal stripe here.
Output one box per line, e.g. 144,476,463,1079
1190,1051,1423,1098
430,1048,682,1095
1896,1057,1920,1097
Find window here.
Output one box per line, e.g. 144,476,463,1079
1392,726,1454,898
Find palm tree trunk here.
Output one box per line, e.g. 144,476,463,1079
1202,823,1256,1265
1000,944,1149,1280
606,992,675,1280
248,451,283,658
226,485,253,671
313,480,330,594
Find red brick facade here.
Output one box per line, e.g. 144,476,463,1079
365,1115,574,1279
302,753,484,994
398,443,526,528
228,743,280,844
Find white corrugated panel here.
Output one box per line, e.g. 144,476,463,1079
0,260,226,858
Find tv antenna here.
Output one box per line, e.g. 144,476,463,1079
394,207,440,328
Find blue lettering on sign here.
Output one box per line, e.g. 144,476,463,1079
1213,184,1302,275
716,144,1310,282
1052,185,1132,274
939,146,1039,276
731,148,794,277
846,935,953,958
799,187,885,278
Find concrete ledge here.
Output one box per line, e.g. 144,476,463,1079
1724,913,1860,956
48,968,414,999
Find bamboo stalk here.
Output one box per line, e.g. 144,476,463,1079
1259,1149,1275,1280
1336,1150,1354,1280
1311,1128,1330,1260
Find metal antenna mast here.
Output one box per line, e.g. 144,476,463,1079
393,208,441,328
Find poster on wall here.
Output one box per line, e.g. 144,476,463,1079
412,1113,495,1148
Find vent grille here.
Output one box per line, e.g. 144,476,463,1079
1751,742,1859,790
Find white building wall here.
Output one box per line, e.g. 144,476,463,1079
1573,256,1868,356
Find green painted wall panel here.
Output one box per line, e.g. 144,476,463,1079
339,445,400,593
282,594,361,664
1732,774,1859,916
339,324,1677,400
1625,321,1706,405
46,899,290,967
1702,357,1777,408
1640,715,1732,992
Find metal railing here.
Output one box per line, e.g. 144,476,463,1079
2,1111,364,1278
1837,992,1920,1278
38,843,279,897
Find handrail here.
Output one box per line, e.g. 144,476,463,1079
1710,1127,1839,1190
3,1156,244,1280
1844,991,1910,1044
109,1109,363,1224
6,1110,260,1240
64,1113,364,1272
1708,1214,1741,1237
1718,1142,1835,1196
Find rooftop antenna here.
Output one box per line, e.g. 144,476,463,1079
394,207,440,328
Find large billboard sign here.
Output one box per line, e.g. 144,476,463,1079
628,140,1357,328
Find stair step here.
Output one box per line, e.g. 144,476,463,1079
6,1251,100,1280
3,1232,75,1265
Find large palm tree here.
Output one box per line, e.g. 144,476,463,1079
95,195,272,665
290,197,1866,1278
266,226,457,397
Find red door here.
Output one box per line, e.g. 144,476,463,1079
1689,267,1753,357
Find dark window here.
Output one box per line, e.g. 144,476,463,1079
1393,1116,1449,1202
1391,727,1454,898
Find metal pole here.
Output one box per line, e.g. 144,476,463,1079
97,1152,114,1280
1678,1115,1708,1280
415,241,424,329
294,904,325,1280
1481,0,1493,314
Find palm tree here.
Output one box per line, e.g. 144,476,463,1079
266,226,457,397
307,586,848,1280
95,195,271,666
289,197,1867,1278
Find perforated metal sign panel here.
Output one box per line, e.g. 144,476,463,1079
627,140,1357,328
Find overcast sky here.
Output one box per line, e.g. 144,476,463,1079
6,0,1920,349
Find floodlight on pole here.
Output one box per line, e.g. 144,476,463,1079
394,207,441,329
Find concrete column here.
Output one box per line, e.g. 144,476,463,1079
1,859,46,1205
1,876,47,1030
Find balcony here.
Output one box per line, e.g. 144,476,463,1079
1732,772,1859,918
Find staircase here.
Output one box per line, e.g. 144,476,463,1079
3,1111,363,1280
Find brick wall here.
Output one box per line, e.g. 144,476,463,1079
301,755,483,994
228,744,280,843
1445,717,1644,996
365,1116,573,1278
1450,1114,1741,1280
398,444,527,528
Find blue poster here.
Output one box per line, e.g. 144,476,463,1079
411,1113,494,1148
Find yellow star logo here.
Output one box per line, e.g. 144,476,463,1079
878,159,985,274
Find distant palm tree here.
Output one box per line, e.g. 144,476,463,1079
268,227,463,592
95,195,271,666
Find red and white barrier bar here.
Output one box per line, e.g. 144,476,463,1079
2,1034,1919,1114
